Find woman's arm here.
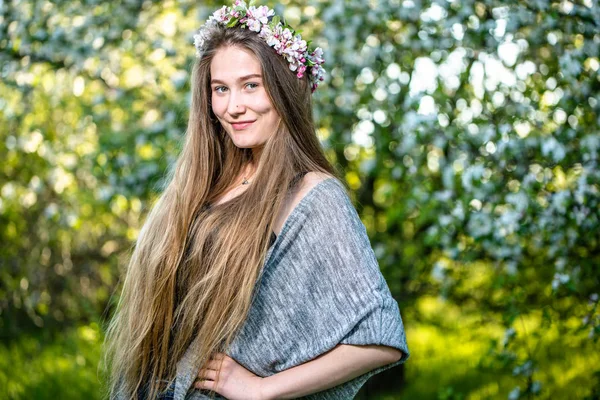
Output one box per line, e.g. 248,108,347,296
196,344,403,400
261,343,402,400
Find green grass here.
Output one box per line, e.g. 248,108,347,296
394,296,600,399
0,323,105,400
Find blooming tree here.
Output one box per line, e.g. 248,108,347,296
0,0,598,398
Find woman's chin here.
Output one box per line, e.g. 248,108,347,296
231,138,262,150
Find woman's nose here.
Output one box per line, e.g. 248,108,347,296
227,92,245,115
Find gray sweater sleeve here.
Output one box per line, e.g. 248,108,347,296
176,177,409,400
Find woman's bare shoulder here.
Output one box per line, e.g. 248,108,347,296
272,171,336,235
301,171,336,191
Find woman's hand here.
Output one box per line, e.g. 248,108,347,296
195,353,267,400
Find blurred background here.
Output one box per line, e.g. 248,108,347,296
1,0,599,399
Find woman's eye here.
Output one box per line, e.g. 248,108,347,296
214,86,228,93
245,82,259,90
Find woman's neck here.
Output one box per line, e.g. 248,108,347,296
241,162,257,183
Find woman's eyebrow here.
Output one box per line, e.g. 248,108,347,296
211,74,263,85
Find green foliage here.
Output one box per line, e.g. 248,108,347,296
1,0,598,398
399,297,600,399
0,323,103,400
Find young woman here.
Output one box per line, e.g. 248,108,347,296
105,2,409,399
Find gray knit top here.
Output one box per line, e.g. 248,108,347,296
171,177,409,399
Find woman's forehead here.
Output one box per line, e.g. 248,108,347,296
210,46,262,82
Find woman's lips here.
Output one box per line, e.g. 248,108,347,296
231,120,255,130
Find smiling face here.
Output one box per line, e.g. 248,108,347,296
210,46,280,158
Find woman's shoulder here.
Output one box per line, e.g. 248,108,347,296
272,171,339,236
300,171,337,193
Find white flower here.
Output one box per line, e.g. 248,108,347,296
311,47,324,64
212,6,229,23
259,25,272,38
193,34,203,49
267,36,282,51
252,5,273,23
247,18,261,32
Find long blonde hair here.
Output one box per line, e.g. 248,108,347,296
103,25,337,399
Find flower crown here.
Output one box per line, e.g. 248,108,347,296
193,0,326,92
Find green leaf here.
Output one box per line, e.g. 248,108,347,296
226,18,239,28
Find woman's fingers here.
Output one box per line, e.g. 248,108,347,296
202,353,228,371
196,353,230,390
198,367,218,381
194,379,216,391
203,359,221,370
